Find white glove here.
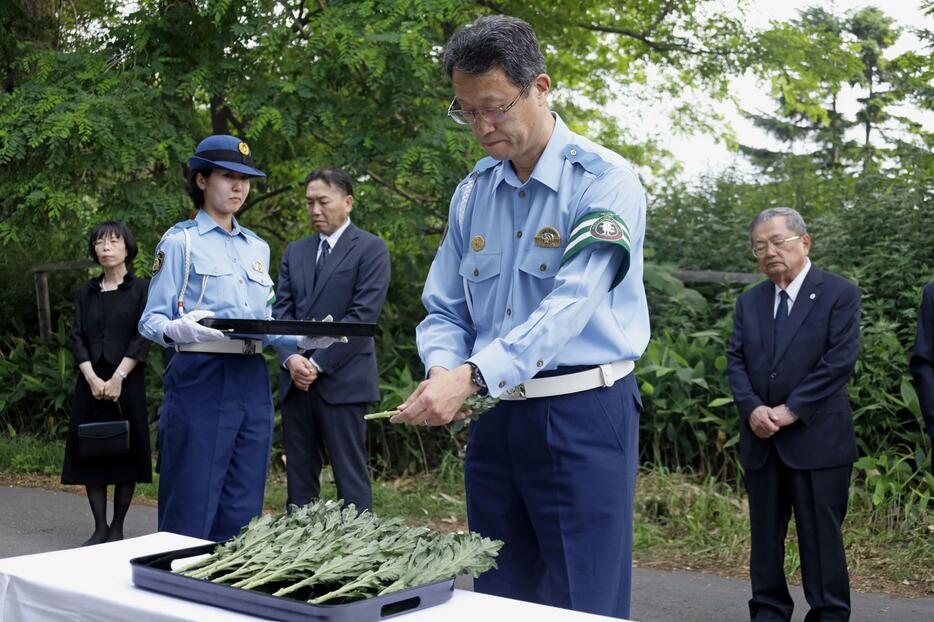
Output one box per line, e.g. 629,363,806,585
163,310,228,344
298,314,348,351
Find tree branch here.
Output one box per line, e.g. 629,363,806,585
239,183,301,216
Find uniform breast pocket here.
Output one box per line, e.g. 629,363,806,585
245,269,274,289
459,253,501,305
518,249,561,296
191,256,234,279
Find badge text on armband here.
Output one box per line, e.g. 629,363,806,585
152,250,165,274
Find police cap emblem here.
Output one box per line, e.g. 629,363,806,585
471,235,485,252
534,226,561,248
238,141,250,156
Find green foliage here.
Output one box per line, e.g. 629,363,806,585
0,435,65,476
0,323,74,438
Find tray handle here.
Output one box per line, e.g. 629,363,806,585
380,595,421,618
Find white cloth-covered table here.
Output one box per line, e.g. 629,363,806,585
0,533,625,621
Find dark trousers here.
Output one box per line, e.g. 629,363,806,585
465,371,641,620
157,353,272,542
280,385,371,512
745,448,852,622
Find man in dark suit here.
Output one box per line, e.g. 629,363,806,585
273,166,391,511
727,207,860,622
911,281,934,444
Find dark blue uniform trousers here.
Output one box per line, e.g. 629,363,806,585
465,370,641,620
157,352,273,542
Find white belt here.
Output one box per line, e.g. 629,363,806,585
499,359,635,401
175,339,263,355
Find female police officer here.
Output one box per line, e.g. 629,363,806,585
139,135,336,541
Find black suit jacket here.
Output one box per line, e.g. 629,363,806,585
72,274,150,367
727,265,861,471
910,281,934,442
273,222,391,405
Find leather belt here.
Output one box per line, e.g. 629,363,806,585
499,359,635,401
175,339,263,355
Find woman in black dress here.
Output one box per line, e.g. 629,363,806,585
61,221,151,545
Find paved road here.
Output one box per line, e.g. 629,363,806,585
1,486,932,621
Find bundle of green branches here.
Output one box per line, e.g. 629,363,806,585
173,500,502,604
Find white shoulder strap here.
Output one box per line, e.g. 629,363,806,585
458,174,478,322
177,228,208,315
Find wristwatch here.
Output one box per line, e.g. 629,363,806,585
466,362,488,397
114,369,128,380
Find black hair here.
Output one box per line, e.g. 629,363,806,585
443,15,547,88
87,221,138,268
304,166,353,197
186,168,213,209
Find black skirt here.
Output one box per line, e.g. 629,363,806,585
61,360,152,485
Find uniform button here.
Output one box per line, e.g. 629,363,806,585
239,279,244,284
536,360,543,367
498,380,506,389
233,257,238,263
518,191,526,198
506,308,511,316
539,263,547,271
473,269,479,277
516,231,523,238
570,149,577,156
769,372,777,380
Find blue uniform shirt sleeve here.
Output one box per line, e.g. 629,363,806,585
417,178,478,373
139,229,186,348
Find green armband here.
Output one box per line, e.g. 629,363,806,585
561,211,631,289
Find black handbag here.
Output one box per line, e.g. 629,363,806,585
78,402,130,458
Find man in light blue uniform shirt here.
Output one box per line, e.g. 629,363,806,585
139,135,331,541
392,15,649,620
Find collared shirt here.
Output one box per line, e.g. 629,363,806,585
317,218,351,261
774,259,812,317
139,209,296,350
417,113,650,398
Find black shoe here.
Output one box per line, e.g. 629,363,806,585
81,529,108,546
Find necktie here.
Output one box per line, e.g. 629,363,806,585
774,289,789,349
315,241,330,279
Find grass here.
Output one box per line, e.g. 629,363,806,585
1,435,931,597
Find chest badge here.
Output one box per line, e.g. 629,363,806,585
471,235,485,252
253,260,265,273
151,250,165,274
534,227,561,248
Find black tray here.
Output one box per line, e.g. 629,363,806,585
130,543,454,621
200,318,376,337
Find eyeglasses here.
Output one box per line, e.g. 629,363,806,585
93,236,124,247
447,87,527,126
751,235,801,257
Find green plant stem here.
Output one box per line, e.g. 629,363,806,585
364,410,399,420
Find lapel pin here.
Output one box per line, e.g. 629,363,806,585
809,293,816,300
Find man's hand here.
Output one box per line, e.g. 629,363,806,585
769,404,799,428
101,375,123,401
286,355,318,392
749,405,780,439
391,365,477,426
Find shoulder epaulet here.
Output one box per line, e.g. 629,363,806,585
158,219,196,243
471,156,500,175
240,226,266,244
563,144,613,176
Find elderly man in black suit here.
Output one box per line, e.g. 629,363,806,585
727,207,861,622
911,281,934,444
274,166,391,512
